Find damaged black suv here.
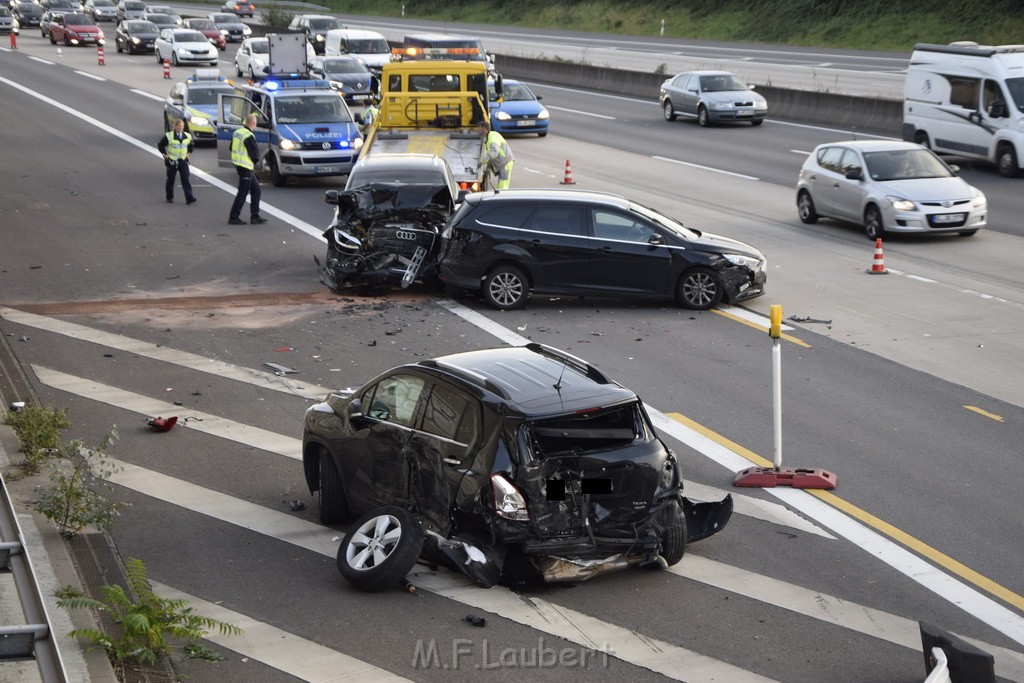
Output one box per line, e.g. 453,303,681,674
302,343,732,592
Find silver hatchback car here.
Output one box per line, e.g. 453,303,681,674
796,140,987,239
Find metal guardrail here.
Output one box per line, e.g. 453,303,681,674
0,461,68,682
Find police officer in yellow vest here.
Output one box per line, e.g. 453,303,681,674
157,119,196,204
476,119,514,190
360,97,379,137
228,113,266,225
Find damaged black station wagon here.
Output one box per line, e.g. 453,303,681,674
302,343,733,591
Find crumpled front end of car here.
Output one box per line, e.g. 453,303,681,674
315,183,453,290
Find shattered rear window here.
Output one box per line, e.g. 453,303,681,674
526,402,649,459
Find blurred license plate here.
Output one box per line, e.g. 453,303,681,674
351,94,368,101
933,213,966,224
738,110,752,117
315,166,341,174
516,120,533,126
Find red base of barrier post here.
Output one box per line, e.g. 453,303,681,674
733,466,837,489
162,59,171,79
97,44,105,65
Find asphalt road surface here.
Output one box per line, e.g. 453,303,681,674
1,28,1023,683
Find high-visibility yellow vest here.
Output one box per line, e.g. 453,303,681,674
482,130,512,171
165,132,192,161
231,127,255,170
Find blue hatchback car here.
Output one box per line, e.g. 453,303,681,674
488,79,549,137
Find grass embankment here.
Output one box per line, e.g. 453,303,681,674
316,0,1024,52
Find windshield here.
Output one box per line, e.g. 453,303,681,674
174,30,206,42
18,4,43,13
495,83,533,101
323,58,364,74
211,13,236,22
628,202,698,239
147,14,175,23
1007,77,1024,113
65,13,94,23
249,39,268,53
188,19,215,29
275,95,352,124
699,74,749,92
864,149,954,181
187,86,231,105
94,0,115,6
309,18,342,30
128,20,156,30
124,1,144,8
50,0,75,7
347,38,388,53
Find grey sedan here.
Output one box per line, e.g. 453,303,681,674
659,70,767,126
796,140,987,239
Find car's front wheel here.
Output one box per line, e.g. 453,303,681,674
751,119,764,126
171,52,180,66
864,205,885,240
676,266,723,310
268,155,287,187
115,39,123,53
483,265,529,310
318,448,349,524
797,190,819,224
338,507,424,592
663,99,676,122
697,105,711,127
996,142,1019,178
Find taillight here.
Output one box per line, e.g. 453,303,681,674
491,474,529,521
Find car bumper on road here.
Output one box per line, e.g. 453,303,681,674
884,206,987,234
493,119,549,135
710,109,768,123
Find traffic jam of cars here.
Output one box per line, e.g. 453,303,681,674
14,5,1013,602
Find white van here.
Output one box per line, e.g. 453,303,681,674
903,42,1024,177
324,29,392,74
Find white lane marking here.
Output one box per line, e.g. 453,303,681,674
671,556,1024,683
28,56,56,65
1,307,326,401
151,582,412,682
435,299,531,346
0,77,325,242
130,88,165,102
790,148,812,155
31,366,304,460
73,70,105,81
545,105,615,119
652,155,759,180
440,302,1024,649
108,460,774,683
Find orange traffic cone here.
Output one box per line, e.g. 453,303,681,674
97,44,105,66
867,238,888,274
560,159,576,185
9,31,16,49
162,59,171,79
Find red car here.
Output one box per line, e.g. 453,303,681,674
183,17,226,51
47,12,105,45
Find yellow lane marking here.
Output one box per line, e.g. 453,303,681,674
964,405,1004,422
711,308,812,348
667,412,1024,612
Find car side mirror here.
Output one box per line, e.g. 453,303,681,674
648,234,663,246
324,189,340,205
987,101,1007,118
748,83,756,90
845,168,863,180
536,94,543,100
354,112,363,124
948,164,960,174
456,189,469,202
346,398,365,421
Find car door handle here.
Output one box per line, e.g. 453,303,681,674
443,458,461,466
832,182,840,188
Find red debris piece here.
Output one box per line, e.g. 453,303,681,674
146,416,178,432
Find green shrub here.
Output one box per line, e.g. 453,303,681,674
58,558,242,675
4,405,72,469
260,4,295,28
35,429,127,537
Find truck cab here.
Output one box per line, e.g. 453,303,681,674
361,57,499,190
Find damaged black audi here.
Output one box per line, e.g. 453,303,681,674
302,343,733,592
314,182,456,291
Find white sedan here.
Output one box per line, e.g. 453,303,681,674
155,28,218,67
233,36,268,79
